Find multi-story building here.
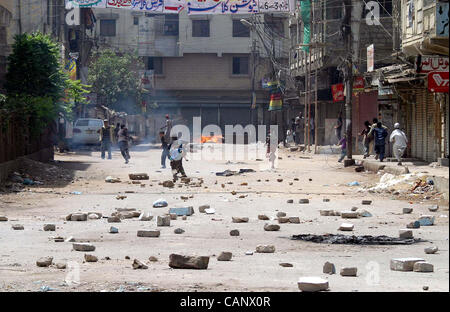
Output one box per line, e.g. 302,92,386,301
368,0,448,163
289,0,395,149
85,7,290,136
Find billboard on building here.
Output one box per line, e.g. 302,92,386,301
428,71,449,93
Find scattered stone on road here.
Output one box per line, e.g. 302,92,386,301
399,229,413,239
36,257,53,267
217,252,232,261
323,199,330,202
288,217,300,224
351,207,358,212
298,277,329,292
287,199,294,204
132,259,148,269
169,213,178,220
70,213,87,221
162,180,175,188
339,223,354,231
340,267,357,276
0,216,8,221
168,254,210,269
279,263,293,267
341,211,359,218
423,286,429,291
182,216,187,220
358,210,372,217
264,223,280,231
174,228,185,234
390,258,425,271
429,205,439,212
43,224,55,231
232,217,249,223
258,215,270,220
137,230,160,237
139,212,153,221
278,217,289,224
148,256,158,262
245,251,253,255
276,212,286,218
157,215,171,226
88,213,101,220
255,245,275,253
424,246,438,254
129,173,149,180
109,226,119,234
107,216,121,223
406,221,420,229
323,262,336,274
199,205,210,213
362,200,372,205
413,262,434,272
56,263,66,269
12,224,24,230
402,208,413,214
169,207,195,216
230,229,240,236
299,199,309,204
73,243,95,252
84,254,98,262
320,210,335,216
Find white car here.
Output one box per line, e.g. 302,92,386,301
72,118,104,145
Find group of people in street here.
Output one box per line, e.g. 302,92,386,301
289,112,315,145
337,115,408,165
99,120,131,164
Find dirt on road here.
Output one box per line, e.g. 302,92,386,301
0,143,448,292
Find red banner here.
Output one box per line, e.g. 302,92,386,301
331,83,344,102
428,71,449,93
353,76,365,91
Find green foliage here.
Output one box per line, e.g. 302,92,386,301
2,32,88,135
88,49,145,113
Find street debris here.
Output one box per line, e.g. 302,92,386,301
399,229,413,239
12,224,24,230
299,199,309,204
73,243,95,252
291,234,422,245
169,207,194,216
339,223,354,231
390,258,424,271
323,262,336,274
232,217,249,223
157,216,171,226
43,224,55,231
215,169,255,176
230,230,240,236
36,257,53,267
105,176,121,183
137,230,160,237
255,245,275,253
132,259,148,269
109,226,119,234
128,173,149,180
174,228,185,234
217,252,232,261
424,246,438,254
84,254,98,262
413,262,434,272
297,277,329,292
0,216,8,221
340,267,357,277
169,254,210,269
418,215,435,226
264,223,280,231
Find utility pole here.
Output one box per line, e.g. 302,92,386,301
343,0,354,162
250,39,257,126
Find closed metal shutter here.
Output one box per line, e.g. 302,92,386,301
426,92,436,162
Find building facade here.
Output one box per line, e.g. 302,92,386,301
85,7,290,137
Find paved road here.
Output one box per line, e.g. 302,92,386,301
0,143,448,292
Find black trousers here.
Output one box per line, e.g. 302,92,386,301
170,160,186,180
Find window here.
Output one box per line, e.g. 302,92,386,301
233,20,250,37
89,120,103,127
148,57,163,75
264,16,285,36
164,15,179,36
133,17,139,25
100,19,116,36
192,20,210,37
232,56,249,75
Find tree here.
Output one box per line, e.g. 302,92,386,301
2,32,88,135
88,49,146,113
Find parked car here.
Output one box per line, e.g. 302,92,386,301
72,118,104,145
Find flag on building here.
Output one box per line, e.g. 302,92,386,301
268,81,283,111
65,57,77,80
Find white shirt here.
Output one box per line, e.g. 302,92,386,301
390,129,408,147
